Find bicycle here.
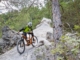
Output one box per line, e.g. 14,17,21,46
17,31,38,54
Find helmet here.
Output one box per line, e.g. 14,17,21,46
28,22,32,27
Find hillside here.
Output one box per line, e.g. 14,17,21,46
0,18,53,60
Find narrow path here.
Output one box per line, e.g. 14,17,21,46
0,45,36,60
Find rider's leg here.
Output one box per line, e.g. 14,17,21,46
23,32,27,39
29,32,35,43
23,32,29,46
32,33,35,41
25,32,31,46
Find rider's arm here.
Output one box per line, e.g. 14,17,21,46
19,27,26,32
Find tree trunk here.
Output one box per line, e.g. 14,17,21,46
51,0,62,60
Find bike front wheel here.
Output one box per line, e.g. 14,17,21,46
32,36,38,47
17,39,25,54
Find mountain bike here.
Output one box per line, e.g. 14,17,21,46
17,32,38,54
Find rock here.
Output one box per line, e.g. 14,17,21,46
0,38,4,48
0,38,3,44
0,26,21,53
34,17,53,39
2,26,21,47
0,39,4,54
41,17,51,25
65,32,78,38
78,53,80,59
37,41,44,47
36,17,51,28
46,32,53,42
31,45,54,60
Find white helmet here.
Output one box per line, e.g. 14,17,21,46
28,22,32,27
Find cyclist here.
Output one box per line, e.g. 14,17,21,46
19,22,34,45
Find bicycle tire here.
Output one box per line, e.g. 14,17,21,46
17,39,25,54
32,36,38,47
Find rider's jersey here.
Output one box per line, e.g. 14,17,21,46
19,26,32,32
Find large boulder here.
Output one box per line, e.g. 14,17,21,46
34,17,53,42
0,38,3,44
31,45,54,60
2,26,20,46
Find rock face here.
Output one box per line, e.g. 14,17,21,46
0,26,21,53
2,26,20,46
31,45,54,60
34,17,53,42
0,38,4,54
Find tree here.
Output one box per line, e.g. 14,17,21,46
51,0,62,60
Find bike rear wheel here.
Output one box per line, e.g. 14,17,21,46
32,36,38,47
17,39,25,54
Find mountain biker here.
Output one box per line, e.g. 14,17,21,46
19,22,34,45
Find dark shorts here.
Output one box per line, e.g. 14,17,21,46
23,32,34,37
23,32,26,36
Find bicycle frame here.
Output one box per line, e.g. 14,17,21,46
22,33,33,46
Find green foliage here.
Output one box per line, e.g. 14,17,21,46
51,34,80,60
74,25,80,32
51,44,64,54
74,25,80,30
0,1,52,37
41,0,52,19
0,0,80,37
60,0,80,32
57,57,63,60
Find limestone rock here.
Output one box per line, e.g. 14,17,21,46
2,26,21,46
46,32,53,42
